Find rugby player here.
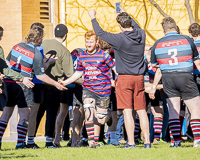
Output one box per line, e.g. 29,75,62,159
150,17,200,147
59,30,117,148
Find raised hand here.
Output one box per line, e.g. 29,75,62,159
88,9,96,19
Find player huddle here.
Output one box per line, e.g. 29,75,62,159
0,8,200,150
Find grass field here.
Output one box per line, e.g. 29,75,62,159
0,141,200,160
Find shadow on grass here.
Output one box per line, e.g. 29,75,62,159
0,153,38,159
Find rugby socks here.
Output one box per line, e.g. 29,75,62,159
169,119,181,142
0,121,8,144
46,136,53,143
17,124,27,144
190,119,200,141
94,136,99,145
85,121,94,141
134,117,140,139
27,136,34,145
153,117,163,140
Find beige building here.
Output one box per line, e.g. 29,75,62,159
0,0,59,55
0,0,59,138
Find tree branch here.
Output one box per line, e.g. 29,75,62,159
143,0,157,41
195,0,199,23
185,0,195,24
148,0,169,17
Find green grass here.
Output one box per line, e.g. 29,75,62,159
0,141,200,160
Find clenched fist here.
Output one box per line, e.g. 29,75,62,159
88,9,96,19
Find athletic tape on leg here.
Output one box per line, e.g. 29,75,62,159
84,104,95,121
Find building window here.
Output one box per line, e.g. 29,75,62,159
40,0,50,22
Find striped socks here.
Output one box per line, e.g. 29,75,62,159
0,121,8,144
190,119,200,141
94,136,99,145
153,117,163,140
85,121,94,141
27,136,34,145
134,117,140,139
17,124,27,144
169,119,181,142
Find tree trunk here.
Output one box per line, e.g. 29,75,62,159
195,0,199,23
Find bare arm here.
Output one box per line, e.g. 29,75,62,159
144,82,163,93
36,74,66,90
112,66,118,76
59,71,83,86
148,68,162,99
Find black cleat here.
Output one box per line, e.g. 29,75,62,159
26,143,40,149
45,142,56,149
66,138,72,147
15,142,26,149
80,140,89,147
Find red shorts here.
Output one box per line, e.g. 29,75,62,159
115,75,146,110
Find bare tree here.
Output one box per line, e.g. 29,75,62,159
185,0,195,24
195,0,199,23
65,0,200,49
148,0,169,17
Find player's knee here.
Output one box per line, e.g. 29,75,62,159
83,103,95,121
96,107,109,124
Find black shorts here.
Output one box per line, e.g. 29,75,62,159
109,88,117,111
72,85,83,107
6,82,28,108
145,90,163,107
82,89,110,109
162,72,199,100
60,90,69,104
33,84,44,103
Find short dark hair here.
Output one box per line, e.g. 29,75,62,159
161,17,177,33
0,26,4,37
116,12,132,28
188,23,200,37
25,26,44,46
30,22,44,29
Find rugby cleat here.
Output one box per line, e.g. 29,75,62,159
123,144,136,149
26,143,40,149
15,142,26,149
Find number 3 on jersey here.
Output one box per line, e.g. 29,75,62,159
168,49,178,65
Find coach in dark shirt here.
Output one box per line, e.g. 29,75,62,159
89,9,150,148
